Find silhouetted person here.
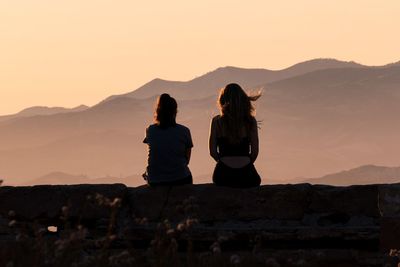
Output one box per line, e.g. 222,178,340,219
209,83,261,188
143,93,193,186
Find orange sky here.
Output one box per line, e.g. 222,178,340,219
1,0,399,115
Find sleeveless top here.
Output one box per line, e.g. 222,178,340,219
217,137,250,157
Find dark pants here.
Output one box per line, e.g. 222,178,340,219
149,174,193,187
212,161,261,188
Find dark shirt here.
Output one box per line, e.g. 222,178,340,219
143,124,193,183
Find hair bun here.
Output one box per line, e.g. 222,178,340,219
160,93,171,99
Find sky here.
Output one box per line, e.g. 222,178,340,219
1,0,399,115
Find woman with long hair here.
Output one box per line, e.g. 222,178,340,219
143,93,193,186
209,83,261,187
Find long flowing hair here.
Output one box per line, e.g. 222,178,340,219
218,83,261,143
154,93,177,128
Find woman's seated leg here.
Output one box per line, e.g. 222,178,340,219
213,162,260,188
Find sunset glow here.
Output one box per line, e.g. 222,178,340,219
1,0,399,115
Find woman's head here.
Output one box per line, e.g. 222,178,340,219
218,83,261,142
154,93,177,128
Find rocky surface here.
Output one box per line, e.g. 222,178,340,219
1,183,400,266
0,184,126,222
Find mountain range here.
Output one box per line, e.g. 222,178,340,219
103,58,364,101
1,58,400,186
20,164,399,186
16,171,141,187
0,105,88,122
301,165,400,185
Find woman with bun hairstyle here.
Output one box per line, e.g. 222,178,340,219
209,83,261,187
143,93,193,186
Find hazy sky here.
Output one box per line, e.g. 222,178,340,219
1,0,399,115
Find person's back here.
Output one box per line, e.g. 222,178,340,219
143,94,193,186
144,123,193,184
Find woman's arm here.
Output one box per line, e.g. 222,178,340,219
249,118,259,163
209,117,219,162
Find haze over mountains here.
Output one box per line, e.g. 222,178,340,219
1,58,400,186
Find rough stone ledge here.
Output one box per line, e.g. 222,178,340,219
0,184,127,222
1,183,400,250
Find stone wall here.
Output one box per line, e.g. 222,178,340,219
1,183,400,266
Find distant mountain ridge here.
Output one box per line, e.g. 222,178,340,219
103,58,367,102
301,165,400,186
19,105,89,116
20,171,140,187
0,58,396,119
3,58,365,125
0,105,89,123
